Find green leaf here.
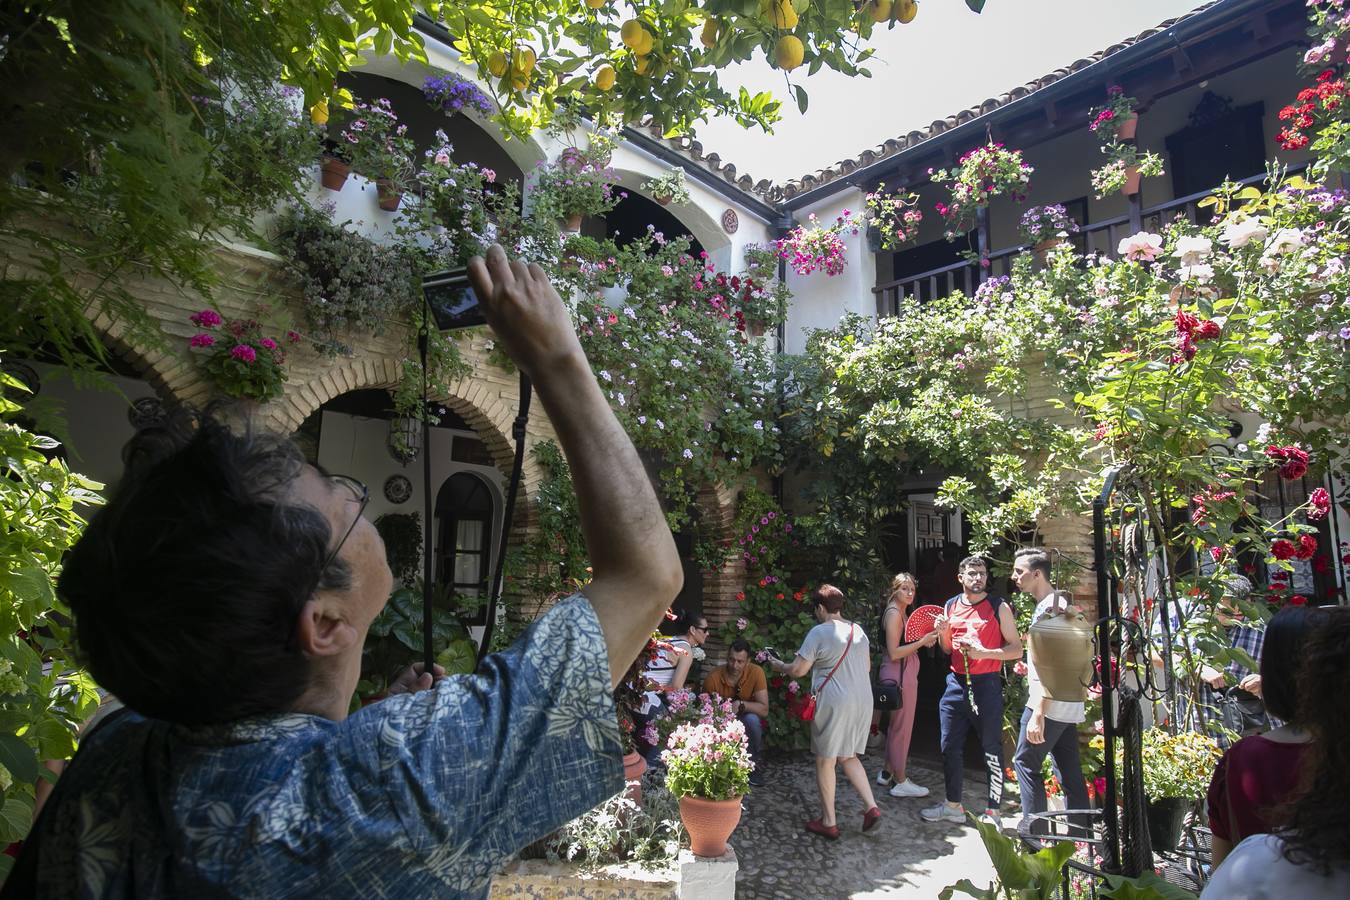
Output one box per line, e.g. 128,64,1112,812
965,0,987,11
0,794,34,844
794,84,809,114
938,878,995,900
0,732,39,786
973,815,1033,888
1100,872,1199,900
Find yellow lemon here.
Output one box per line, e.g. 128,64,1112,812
773,0,798,30
594,65,616,91
633,30,654,56
487,51,508,77
774,34,804,71
309,100,329,125
868,0,892,22
897,0,918,23
635,54,651,75
512,47,536,75
586,0,605,7
511,72,529,91
620,19,645,49
700,19,719,48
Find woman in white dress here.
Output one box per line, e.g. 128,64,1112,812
769,585,881,838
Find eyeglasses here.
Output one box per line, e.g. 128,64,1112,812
320,474,369,576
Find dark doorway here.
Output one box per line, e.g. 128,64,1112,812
435,472,494,625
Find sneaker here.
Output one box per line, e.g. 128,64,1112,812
920,802,965,824
889,778,930,799
979,809,1002,829
875,769,894,787
748,771,766,788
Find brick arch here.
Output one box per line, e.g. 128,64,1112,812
86,308,211,408
265,355,542,497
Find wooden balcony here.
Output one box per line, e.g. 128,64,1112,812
872,164,1309,317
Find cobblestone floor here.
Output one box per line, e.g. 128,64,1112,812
732,748,1003,899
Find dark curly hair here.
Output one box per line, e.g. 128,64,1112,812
59,414,350,725
1281,605,1350,875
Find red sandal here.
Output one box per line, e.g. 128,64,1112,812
806,818,841,839
863,806,882,832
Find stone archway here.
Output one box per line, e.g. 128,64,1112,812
86,307,211,409
607,166,734,259
266,355,545,499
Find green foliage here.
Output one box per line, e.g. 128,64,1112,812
373,512,424,586
188,312,293,402
940,815,1075,900
545,781,685,871
531,153,621,222
337,97,419,188
358,581,477,701
1099,873,1197,900
0,371,103,844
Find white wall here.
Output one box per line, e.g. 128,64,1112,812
782,186,869,355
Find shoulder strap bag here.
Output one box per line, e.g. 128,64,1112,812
798,624,854,722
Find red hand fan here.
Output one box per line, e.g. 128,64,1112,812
904,605,945,642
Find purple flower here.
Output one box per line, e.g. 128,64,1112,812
231,344,257,363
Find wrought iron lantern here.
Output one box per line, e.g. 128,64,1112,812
387,415,422,464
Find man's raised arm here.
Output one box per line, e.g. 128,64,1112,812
468,247,682,687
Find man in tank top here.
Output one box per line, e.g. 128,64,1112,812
921,556,1023,826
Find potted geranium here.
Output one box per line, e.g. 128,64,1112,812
1018,204,1079,261
532,152,620,231
733,243,790,336
614,631,666,805
1089,84,1140,141
662,718,753,858
643,169,691,206
339,98,418,211
1091,144,1165,198
931,142,1033,240
1131,727,1222,853
410,130,496,267
774,211,861,277
186,309,293,403
422,72,494,118
863,183,923,252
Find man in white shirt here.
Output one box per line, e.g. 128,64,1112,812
1011,548,1090,827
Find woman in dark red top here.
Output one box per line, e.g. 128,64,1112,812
1207,605,1325,867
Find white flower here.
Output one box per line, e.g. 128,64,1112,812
682,448,693,459
1172,235,1213,266
1177,264,1215,284
1265,228,1306,256
655,419,665,429
670,358,683,368
753,420,764,430
1117,231,1163,261
1220,218,1267,250
598,370,611,382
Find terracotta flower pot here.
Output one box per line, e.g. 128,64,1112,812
320,156,350,192
655,194,673,206
1033,237,1066,265
561,213,583,232
1122,165,1142,197
1115,113,1138,141
376,178,403,211
679,795,742,858
622,751,648,807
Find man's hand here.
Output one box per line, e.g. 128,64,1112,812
921,631,940,648
1026,712,1046,745
1239,673,1262,697
388,662,446,696
467,245,586,381
1200,665,1227,689
934,615,951,634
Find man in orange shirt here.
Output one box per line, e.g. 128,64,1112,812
704,638,770,786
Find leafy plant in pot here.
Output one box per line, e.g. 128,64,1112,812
662,717,753,858
339,98,418,210
530,150,620,231
863,182,923,252
614,629,666,804
1125,727,1221,854
643,168,691,206
1018,204,1079,262
185,308,295,403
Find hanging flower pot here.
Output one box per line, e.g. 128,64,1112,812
1115,113,1138,141
320,155,350,192
1122,165,1142,197
655,193,673,207
678,795,742,858
865,224,883,254
561,212,584,232
622,751,648,807
376,178,403,212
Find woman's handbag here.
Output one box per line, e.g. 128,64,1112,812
798,624,855,722
873,675,901,711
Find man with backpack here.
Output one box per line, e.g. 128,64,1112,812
921,556,1023,826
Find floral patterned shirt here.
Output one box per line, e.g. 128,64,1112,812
29,593,622,899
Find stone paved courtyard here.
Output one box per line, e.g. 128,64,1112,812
731,749,1000,898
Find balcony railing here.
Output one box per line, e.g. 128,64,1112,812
873,164,1309,317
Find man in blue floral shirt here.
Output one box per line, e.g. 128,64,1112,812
12,247,683,898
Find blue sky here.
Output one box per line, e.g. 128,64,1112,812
694,0,1206,184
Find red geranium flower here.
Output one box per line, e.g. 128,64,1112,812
1289,595,1308,606
1295,534,1319,560
1308,487,1332,521
1271,539,1296,560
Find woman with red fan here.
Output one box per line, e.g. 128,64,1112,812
875,573,940,799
